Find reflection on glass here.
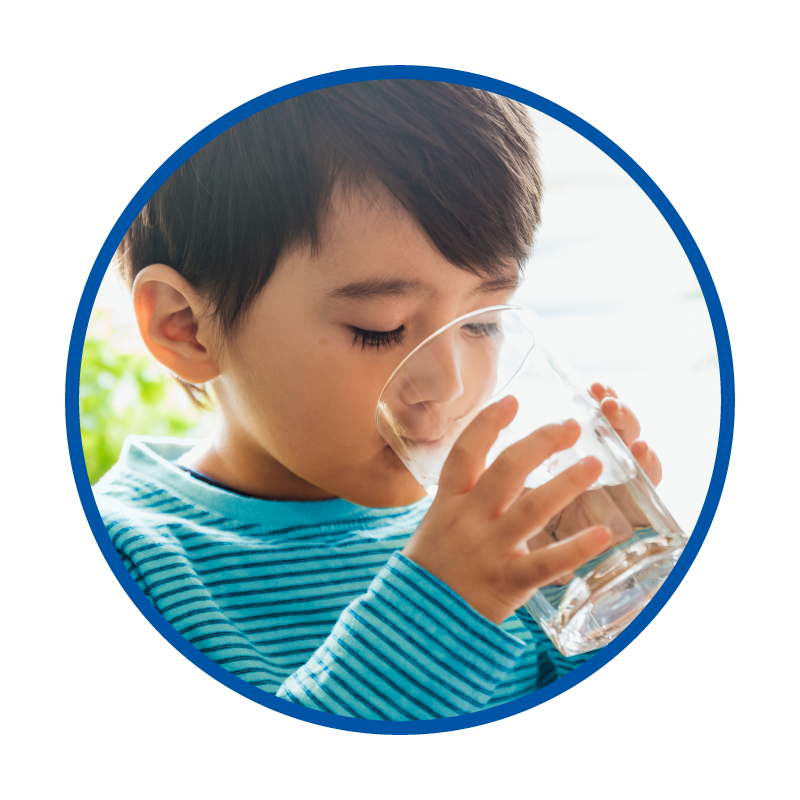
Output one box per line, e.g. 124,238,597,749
376,305,688,656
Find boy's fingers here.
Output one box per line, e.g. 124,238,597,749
590,381,618,401
437,396,518,496
600,397,641,445
630,439,662,486
500,455,603,543
508,526,611,592
591,382,643,447
473,420,582,514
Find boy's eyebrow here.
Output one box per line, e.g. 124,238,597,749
464,273,521,298
328,273,520,301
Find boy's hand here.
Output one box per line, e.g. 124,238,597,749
401,397,612,626
527,382,664,581
589,382,662,487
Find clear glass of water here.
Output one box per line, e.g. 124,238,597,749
376,305,688,656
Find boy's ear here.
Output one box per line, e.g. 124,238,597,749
132,264,221,384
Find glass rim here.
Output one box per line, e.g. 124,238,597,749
375,303,536,428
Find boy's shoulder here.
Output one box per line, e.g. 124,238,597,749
93,436,205,544
94,435,434,546
92,435,265,553
93,436,200,515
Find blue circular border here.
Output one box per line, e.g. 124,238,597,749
65,65,734,735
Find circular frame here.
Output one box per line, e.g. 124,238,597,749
65,65,735,735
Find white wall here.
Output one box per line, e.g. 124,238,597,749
520,109,720,535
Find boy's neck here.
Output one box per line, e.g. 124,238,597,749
177,423,337,502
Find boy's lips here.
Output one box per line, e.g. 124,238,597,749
400,433,446,448
392,416,452,447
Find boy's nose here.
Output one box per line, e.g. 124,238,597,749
398,332,465,409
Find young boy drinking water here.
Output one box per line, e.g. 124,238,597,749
95,80,662,720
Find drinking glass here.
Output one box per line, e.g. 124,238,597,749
376,305,688,656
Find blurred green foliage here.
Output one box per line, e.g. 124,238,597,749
80,333,204,484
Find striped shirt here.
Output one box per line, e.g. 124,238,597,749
95,436,595,720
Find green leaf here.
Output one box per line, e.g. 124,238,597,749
80,332,206,484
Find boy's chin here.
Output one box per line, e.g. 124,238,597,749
339,471,428,509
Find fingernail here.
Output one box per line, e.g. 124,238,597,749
563,418,579,430
499,395,516,407
579,456,601,470
600,398,619,417
593,527,611,545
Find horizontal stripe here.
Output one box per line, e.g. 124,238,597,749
95,436,603,721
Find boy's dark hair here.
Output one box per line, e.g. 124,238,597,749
116,80,543,403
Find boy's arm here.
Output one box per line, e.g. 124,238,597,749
276,551,528,720
277,403,611,720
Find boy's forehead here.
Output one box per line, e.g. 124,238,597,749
308,183,520,299
319,183,430,264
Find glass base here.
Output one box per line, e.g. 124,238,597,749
525,534,684,657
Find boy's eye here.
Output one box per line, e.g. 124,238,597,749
349,325,406,351
348,320,499,352
461,321,502,339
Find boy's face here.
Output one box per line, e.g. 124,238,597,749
212,185,520,507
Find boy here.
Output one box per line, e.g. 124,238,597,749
95,80,662,721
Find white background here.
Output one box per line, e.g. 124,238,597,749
2,2,797,798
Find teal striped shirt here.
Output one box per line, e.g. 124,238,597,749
95,436,595,720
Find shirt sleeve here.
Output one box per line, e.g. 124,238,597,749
276,552,528,720
514,604,599,678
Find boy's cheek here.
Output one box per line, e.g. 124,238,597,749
227,332,418,500
254,359,382,449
